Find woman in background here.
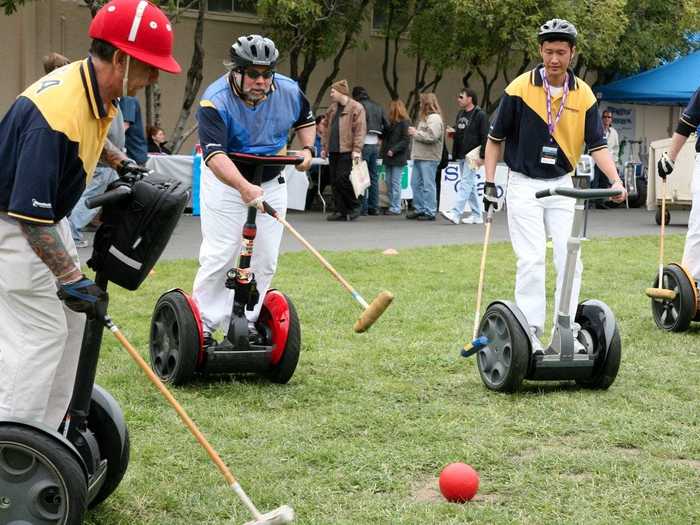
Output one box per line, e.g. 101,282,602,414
381,99,411,215
407,93,444,220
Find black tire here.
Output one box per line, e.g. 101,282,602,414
264,294,301,384
574,307,621,389
476,303,530,393
650,265,696,332
655,207,670,226
0,424,87,525
149,291,200,385
628,179,647,208
86,397,130,509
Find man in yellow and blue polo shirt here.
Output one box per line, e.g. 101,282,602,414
0,0,181,429
483,18,626,354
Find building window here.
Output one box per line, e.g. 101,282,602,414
208,0,257,14
372,0,388,30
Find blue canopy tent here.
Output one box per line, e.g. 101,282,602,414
595,50,700,105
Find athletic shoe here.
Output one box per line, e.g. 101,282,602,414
440,210,460,225
367,209,380,216
416,213,435,221
326,213,347,221
203,331,218,348
462,215,484,224
74,239,89,249
529,326,555,355
406,211,421,219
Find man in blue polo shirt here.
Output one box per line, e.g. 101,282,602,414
193,35,315,345
483,18,626,354
657,86,700,283
0,0,181,429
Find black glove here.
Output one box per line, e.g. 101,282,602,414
57,276,108,319
483,182,500,212
117,159,150,180
657,152,674,179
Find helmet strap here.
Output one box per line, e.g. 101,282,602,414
122,54,131,98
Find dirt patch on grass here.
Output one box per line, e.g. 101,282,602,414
668,458,700,471
411,477,498,504
412,478,443,502
613,446,643,458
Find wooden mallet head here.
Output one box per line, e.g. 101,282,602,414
353,291,394,333
645,287,677,300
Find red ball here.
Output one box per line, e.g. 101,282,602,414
439,463,479,502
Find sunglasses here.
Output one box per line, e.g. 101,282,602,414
245,69,275,80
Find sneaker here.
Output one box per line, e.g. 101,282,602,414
462,215,484,224
416,213,436,221
203,331,218,348
406,211,421,220
74,239,89,249
367,209,380,216
572,322,588,354
529,326,556,355
326,213,347,222
440,210,460,225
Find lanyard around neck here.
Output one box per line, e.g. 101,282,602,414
540,67,569,137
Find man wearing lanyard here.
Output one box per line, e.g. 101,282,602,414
483,18,626,353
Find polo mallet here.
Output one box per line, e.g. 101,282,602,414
460,208,493,358
645,177,677,300
262,201,393,332
104,316,294,525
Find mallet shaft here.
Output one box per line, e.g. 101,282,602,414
472,214,493,340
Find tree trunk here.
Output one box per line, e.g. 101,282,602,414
169,0,206,153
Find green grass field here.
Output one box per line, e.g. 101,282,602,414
86,234,699,525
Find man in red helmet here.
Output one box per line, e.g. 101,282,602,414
0,0,180,429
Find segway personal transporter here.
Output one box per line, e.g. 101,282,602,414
0,170,188,523
149,153,303,385
464,187,623,393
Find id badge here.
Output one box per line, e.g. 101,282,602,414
540,145,558,165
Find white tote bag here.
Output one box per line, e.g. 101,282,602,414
350,159,371,198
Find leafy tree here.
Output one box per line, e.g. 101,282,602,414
258,0,371,112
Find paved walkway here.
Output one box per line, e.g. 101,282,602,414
77,207,691,261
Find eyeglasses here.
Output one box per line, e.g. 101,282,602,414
245,69,275,80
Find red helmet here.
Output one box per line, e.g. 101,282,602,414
89,0,181,74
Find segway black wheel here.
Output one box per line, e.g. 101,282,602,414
575,305,621,389
476,303,530,392
655,207,670,226
87,393,130,509
262,292,301,384
150,291,200,385
0,424,86,525
650,265,696,332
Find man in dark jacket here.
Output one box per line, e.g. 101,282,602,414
441,88,488,224
353,86,389,215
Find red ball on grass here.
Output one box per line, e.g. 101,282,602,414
438,462,479,502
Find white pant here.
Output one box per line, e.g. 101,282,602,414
0,217,86,429
682,154,700,280
506,172,582,334
193,170,287,332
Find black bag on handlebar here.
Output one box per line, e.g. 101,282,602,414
87,172,190,290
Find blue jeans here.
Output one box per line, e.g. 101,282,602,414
451,159,482,218
361,144,380,213
386,165,404,213
411,160,438,217
68,167,119,241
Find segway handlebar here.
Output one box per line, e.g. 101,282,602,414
85,184,132,209
535,187,622,201
229,152,305,166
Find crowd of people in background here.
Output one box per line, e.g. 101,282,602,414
51,45,627,233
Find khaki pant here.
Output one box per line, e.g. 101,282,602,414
0,216,85,429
